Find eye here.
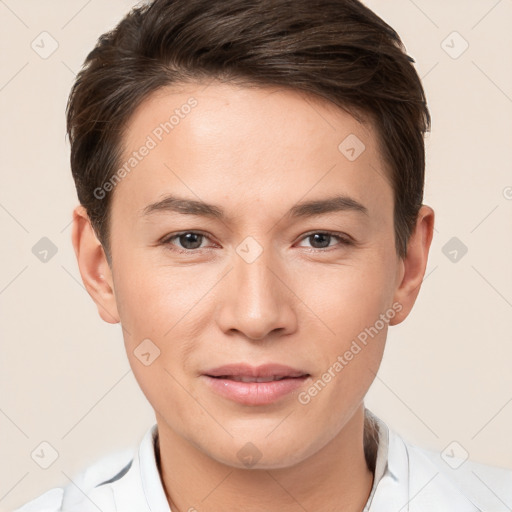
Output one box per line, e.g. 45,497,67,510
296,231,353,251
160,230,354,255
161,231,215,253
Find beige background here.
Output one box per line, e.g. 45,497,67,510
1,0,511,509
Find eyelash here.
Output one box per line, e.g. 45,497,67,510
160,230,354,255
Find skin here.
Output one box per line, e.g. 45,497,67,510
71,81,434,512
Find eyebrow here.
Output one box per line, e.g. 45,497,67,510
141,193,369,220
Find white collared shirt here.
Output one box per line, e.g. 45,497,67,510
14,409,511,511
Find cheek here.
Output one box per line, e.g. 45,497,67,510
112,255,215,386
300,275,390,420
297,254,395,394
303,258,395,336
113,254,201,335
113,260,203,421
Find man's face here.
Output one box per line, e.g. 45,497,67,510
106,81,405,468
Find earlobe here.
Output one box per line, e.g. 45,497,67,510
389,205,435,326
71,205,120,324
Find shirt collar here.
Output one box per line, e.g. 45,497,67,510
109,408,481,511
115,408,394,511
364,408,410,511
107,423,170,511
365,409,482,511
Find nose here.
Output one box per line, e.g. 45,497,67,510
215,249,298,342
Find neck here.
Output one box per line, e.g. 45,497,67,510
155,404,376,512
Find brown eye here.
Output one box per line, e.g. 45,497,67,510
308,233,332,249
161,231,212,253
175,232,204,250
297,231,353,250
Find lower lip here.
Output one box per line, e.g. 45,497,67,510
202,375,310,405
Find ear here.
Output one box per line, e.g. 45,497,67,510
389,205,435,326
71,205,120,324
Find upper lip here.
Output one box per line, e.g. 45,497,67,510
204,363,309,378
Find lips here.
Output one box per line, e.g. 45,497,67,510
202,363,310,405
222,375,289,383
204,363,309,379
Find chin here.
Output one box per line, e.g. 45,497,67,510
208,437,313,471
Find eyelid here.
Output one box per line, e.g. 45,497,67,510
160,230,218,253
295,230,354,249
160,230,212,243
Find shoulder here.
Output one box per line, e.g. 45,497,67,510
12,488,64,512
13,447,134,512
368,407,512,512
404,438,512,511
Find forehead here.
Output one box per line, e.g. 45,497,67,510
112,80,392,225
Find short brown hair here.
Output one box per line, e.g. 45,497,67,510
66,0,430,264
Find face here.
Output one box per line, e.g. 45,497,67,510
76,81,430,469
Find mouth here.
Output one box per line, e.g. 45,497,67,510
210,375,301,383
202,363,311,405
203,362,309,379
